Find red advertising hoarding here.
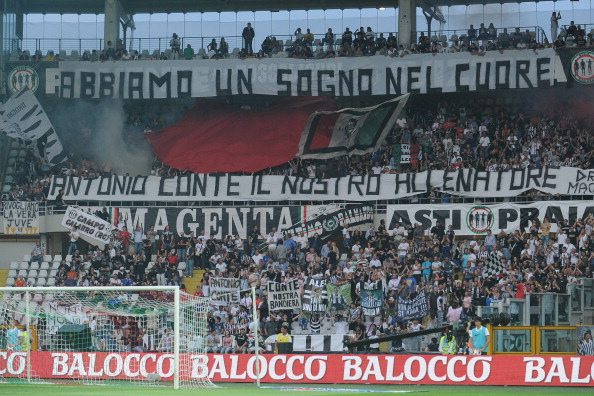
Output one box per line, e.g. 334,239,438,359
0,352,593,386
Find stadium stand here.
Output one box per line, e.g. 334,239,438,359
0,1,593,390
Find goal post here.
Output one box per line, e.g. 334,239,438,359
0,286,215,389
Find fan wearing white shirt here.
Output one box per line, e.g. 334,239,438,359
397,241,409,263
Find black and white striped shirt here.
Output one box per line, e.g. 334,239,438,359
578,339,594,356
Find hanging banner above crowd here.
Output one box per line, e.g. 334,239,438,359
147,95,408,173
386,200,594,236
302,278,328,312
326,283,352,312
85,205,362,239
45,49,565,99
48,166,594,202
210,277,241,305
1,201,39,235
397,292,429,321
61,206,113,248
0,89,67,166
267,280,301,311
284,205,374,239
360,282,384,316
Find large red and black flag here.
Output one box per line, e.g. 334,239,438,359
147,94,409,173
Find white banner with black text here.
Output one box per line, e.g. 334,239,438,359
61,206,113,247
267,280,302,311
45,49,565,99
1,201,39,235
48,167,594,202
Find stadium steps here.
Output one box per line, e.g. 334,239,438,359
0,269,9,287
183,269,206,294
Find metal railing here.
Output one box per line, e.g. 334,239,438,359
414,26,548,45
13,25,548,58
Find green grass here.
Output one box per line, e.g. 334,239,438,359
0,383,592,396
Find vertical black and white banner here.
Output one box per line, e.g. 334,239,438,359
0,89,67,166
302,277,328,312
360,281,384,316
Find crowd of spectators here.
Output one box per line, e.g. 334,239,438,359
12,18,594,63
17,196,594,353
2,95,594,205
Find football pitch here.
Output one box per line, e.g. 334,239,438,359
1,383,592,396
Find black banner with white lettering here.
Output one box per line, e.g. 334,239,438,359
284,205,374,239
386,200,594,235
107,206,305,239
397,292,429,321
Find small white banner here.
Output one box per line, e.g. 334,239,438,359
2,201,39,235
267,280,301,311
61,206,113,247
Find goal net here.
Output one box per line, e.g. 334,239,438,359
0,286,215,389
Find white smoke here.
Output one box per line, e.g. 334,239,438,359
88,101,153,175
50,100,154,176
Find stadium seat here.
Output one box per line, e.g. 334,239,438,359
70,50,79,59
27,277,37,286
40,262,50,270
10,261,19,270
36,278,47,287
47,278,56,286
23,254,31,262
141,49,150,58
152,49,160,58
49,270,58,278
51,262,60,270
65,255,73,262
30,262,40,271
18,269,28,277
164,49,172,59
19,262,29,270
8,269,17,278
5,277,15,286
53,255,63,262
38,270,48,279
43,255,53,262
28,269,38,278
335,38,342,46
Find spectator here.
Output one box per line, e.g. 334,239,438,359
468,25,477,42
170,33,181,59
242,23,255,54
183,44,195,60
322,28,334,49
219,38,229,57
550,12,561,42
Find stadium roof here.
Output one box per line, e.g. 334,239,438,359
21,0,544,14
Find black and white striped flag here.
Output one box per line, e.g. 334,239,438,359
0,89,67,166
